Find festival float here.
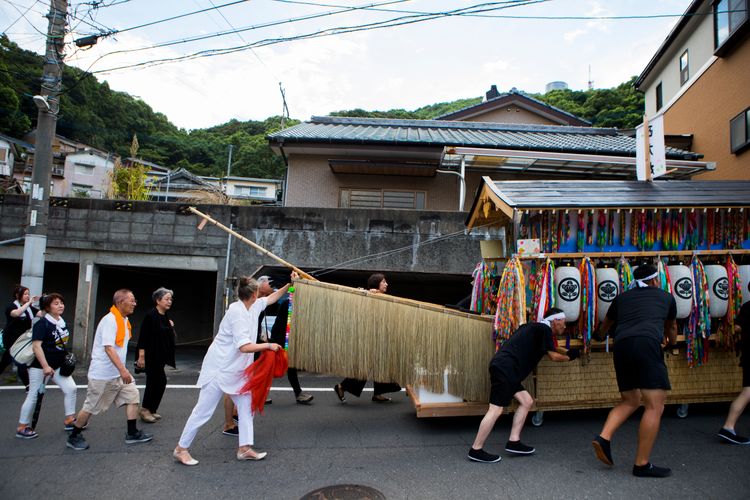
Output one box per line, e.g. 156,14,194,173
462,177,750,423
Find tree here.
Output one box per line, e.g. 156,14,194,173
109,135,151,200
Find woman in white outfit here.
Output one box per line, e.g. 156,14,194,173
173,273,294,465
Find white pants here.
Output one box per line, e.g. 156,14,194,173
19,367,77,426
178,379,254,448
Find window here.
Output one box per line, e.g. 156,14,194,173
74,163,95,176
72,183,93,197
679,50,689,85
340,188,426,209
655,82,663,111
714,0,748,51
730,107,750,153
234,185,266,197
0,147,8,176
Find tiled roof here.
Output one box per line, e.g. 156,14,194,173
435,90,592,125
486,179,750,209
269,116,701,160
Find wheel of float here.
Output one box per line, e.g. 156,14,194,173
531,411,544,427
676,404,689,419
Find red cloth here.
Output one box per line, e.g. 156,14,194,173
239,350,288,415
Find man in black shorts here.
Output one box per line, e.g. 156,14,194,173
468,308,580,463
718,300,750,445
592,264,677,478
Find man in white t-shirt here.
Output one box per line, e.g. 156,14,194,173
66,289,153,451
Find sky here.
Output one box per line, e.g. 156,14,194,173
0,0,694,130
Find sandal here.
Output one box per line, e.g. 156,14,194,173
372,394,392,403
16,427,39,439
173,448,199,466
237,448,267,461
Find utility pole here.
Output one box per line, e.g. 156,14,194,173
21,0,67,296
224,144,234,194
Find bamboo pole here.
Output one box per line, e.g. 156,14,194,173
188,206,317,281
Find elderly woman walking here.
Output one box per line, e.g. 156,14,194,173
173,273,295,466
135,287,176,423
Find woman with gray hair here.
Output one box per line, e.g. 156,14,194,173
135,287,176,423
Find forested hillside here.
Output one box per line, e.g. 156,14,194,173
2,34,643,180
331,78,644,129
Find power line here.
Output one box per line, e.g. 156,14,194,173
90,0,548,74
72,0,412,70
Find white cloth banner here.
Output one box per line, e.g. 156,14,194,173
649,114,667,179
636,115,667,180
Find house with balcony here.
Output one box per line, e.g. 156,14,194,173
10,131,116,198
634,0,750,179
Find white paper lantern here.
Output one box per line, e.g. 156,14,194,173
554,265,581,322
596,267,619,322
705,264,729,318
668,265,693,319
739,265,750,305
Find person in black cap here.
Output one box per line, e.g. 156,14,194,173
592,263,677,478
467,307,579,463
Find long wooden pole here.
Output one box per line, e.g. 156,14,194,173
188,207,317,281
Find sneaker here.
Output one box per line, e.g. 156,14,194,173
222,426,239,436
467,447,502,463
296,393,314,404
125,430,153,444
592,435,614,466
66,433,89,451
632,462,672,478
505,440,535,455
15,427,38,440
718,428,750,445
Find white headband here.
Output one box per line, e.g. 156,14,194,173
541,312,566,326
634,271,659,288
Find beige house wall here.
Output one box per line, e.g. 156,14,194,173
643,2,714,116
462,106,558,125
285,154,466,210
663,36,750,180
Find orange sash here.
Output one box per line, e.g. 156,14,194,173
109,305,131,347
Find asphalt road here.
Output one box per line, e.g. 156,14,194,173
0,368,748,499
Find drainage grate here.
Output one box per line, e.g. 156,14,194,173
300,484,386,500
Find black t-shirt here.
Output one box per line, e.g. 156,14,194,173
4,303,39,343
490,322,555,383
738,301,750,368
606,286,676,343
30,316,69,369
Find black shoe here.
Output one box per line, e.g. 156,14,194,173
334,384,346,403
504,440,535,455
125,430,153,444
66,433,89,451
222,426,239,436
468,447,502,463
718,428,750,445
632,462,672,478
592,435,614,466
265,398,273,405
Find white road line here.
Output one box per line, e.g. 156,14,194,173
0,385,386,391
